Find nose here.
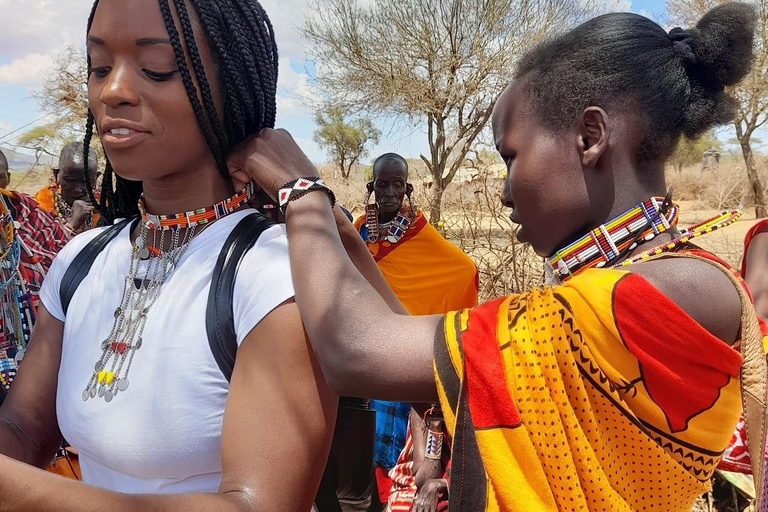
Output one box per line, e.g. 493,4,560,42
501,174,514,208
100,61,140,109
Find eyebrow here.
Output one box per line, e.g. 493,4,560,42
86,36,171,47
136,37,172,47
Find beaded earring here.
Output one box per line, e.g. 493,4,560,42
383,194,416,244
364,187,379,243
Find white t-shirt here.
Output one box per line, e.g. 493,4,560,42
39,209,295,494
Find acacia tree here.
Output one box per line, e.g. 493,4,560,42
668,0,768,217
33,45,90,138
313,106,381,180
18,46,102,168
303,0,579,223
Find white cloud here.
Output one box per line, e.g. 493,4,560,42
276,58,319,118
0,53,54,87
0,121,12,137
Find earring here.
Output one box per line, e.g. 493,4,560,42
364,190,379,243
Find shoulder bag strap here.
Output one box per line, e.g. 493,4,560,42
59,217,136,316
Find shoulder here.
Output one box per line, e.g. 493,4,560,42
56,225,117,264
627,255,741,344
232,223,295,345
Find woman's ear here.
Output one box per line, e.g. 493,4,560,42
406,183,413,195
366,181,374,193
578,107,609,168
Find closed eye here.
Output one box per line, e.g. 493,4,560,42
90,66,111,79
143,70,178,82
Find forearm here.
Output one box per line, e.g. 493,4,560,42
334,208,407,315
0,456,250,512
285,194,437,401
414,458,443,489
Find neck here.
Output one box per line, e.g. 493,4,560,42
378,209,399,224
141,164,234,216
603,162,667,222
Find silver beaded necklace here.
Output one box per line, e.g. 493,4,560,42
82,185,253,403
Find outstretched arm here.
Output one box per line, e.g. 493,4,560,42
228,129,440,402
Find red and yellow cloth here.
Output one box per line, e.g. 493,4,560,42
355,210,478,316
435,265,747,511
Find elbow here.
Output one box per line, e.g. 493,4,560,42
314,342,372,397
322,359,367,397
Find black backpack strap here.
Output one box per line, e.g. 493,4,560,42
206,212,342,511
59,217,136,317
206,212,276,382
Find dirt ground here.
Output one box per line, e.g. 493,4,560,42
678,200,757,268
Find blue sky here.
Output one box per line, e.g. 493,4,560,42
0,0,695,167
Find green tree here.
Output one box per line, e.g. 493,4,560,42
17,126,58,166
303,0,581,224
668,0,768,217
313,106,381,180
669,132,721,173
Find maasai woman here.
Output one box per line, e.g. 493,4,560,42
228,3,763,510
0,0,337,510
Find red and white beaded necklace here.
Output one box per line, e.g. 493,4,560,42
82,184,253,403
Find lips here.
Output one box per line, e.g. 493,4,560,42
99,119,151,150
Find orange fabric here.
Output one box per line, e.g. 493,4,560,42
355,210,478,315
34,186,56,215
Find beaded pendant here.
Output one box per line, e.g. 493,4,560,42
383,209,414,244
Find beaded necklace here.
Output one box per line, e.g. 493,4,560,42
50,182,96,233
364,203,416,244
545,196,679,283
0,196,37,397
618,209,742,267
82,184,254,403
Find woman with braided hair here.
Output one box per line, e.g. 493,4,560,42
0,0,339,510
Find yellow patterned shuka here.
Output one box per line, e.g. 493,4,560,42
435,267,745,511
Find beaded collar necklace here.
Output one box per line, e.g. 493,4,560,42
139,182,253,231
82,184,253,403
545,195,679,283
365,204,416,244
617,209,742,267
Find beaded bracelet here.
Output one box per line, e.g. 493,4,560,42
277,177,336,214
425,430,444,460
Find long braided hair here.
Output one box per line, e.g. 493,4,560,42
83,0,279,223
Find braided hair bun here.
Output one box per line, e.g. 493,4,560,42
669,3,756,138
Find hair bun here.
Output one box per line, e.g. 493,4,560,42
668,27,697,64
685,2,756,88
